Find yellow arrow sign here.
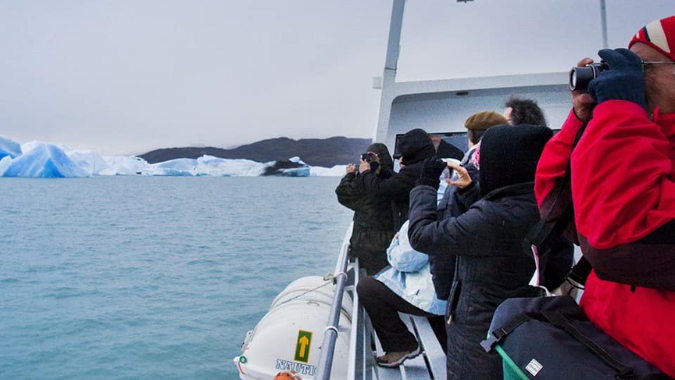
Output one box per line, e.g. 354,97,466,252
294,330,313,363
299,336,309,357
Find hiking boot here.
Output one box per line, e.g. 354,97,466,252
376,345,422,368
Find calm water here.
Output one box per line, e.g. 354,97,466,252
0,177,352,380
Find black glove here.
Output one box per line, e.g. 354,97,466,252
589,48,645,108
368,161,380,173
415,156,446,189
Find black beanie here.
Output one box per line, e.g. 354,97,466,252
479,125,553,196
399,128,435,166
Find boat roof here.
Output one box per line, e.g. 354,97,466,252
373,0,573,151
376,72,571,151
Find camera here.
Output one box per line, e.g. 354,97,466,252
569,62,609,92
361,153,374,162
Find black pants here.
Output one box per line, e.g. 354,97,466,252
357,276,447,353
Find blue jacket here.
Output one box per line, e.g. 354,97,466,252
375,221,447,316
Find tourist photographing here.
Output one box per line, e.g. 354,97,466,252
535,15,675,377
335,143,396,275
358,128,435,231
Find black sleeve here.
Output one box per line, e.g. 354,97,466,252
335,173,361,211
407,185,498,257
358,166,416,202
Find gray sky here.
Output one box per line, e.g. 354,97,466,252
1,1,672,155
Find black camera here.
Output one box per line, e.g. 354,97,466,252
361,153,373,162
569,62,609,92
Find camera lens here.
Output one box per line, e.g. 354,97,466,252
570,70,578,90
569,62,608,92
569,66,595,92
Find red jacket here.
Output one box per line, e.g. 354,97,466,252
535,100,675,377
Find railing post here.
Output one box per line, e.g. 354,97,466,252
314,239,350,380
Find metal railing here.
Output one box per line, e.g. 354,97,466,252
314,224,353,380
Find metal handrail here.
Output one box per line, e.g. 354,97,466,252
314,224,353,380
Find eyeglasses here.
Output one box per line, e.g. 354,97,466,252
642,60,675,72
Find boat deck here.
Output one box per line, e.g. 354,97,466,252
346,261,447,380
373,315,446,380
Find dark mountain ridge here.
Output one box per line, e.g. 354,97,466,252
138,136,373,167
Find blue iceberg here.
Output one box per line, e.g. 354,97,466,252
0,136,22,159
261,157,310,177
3,144,89,178
0,136,336,178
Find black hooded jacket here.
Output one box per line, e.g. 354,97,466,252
358,129,435,230
336,143,395,274
407,126,570,380
409,183,542,379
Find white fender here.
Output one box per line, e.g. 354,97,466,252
234,276,353,380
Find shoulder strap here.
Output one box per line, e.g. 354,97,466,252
524,123,587,254
481,313,532,352
524,121,589,286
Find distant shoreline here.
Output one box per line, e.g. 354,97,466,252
138,136,371,167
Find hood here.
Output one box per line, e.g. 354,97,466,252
367,142,393,171
399,129,435,166
479,125,552,196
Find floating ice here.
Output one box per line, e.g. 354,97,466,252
310,165,347,177
148,158,199,176
0,137,342,178
2,144,89,178
0,156,12,176
0,136,22,159
277,166,310,177
261,156,310,177
67,150,109,176
194,156,263,177
100,156,150,176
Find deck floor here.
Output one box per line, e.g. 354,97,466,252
370,314,446,380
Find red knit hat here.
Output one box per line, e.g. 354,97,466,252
629,15,675,62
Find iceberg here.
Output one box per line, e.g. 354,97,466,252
261,157,310,177
140,155,312,177
2,144,89,178
100,156,150,176
67,150,109,176
140,155,264,177
194,156,262,177
148,158,198,176
0,156,12,176
310,165,347,177
0,136,344,178
0,136,22,159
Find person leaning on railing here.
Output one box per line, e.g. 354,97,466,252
534,15,675,377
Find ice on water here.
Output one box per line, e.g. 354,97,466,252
0,136,22,159
100,156,149,176
2,144,89,178
0,136,340,178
